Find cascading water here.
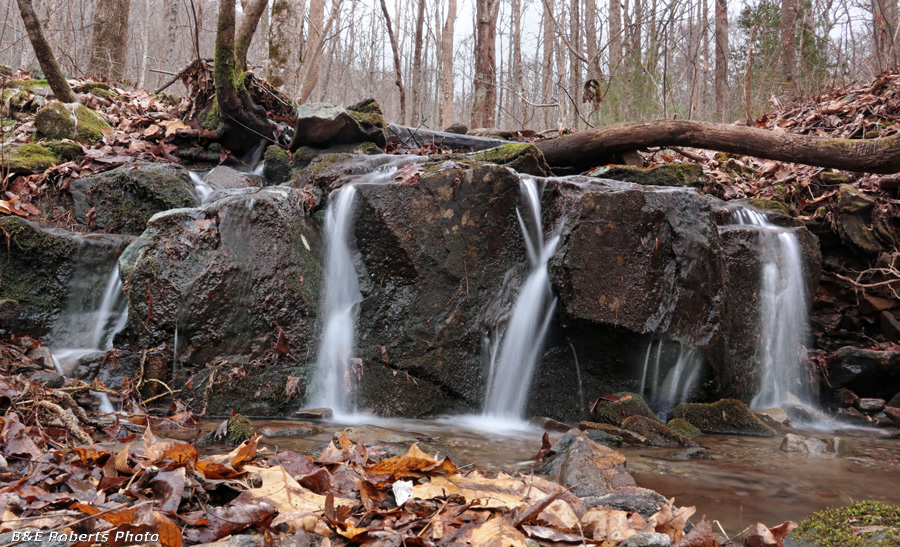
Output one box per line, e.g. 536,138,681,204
639,340,703,416
310,185,363,415
482,177,559,420
732,207,809,409
309,156,423,417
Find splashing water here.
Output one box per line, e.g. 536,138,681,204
639,340,704,416
732,207,809,409
482,177,559,420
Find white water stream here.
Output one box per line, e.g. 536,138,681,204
638,340,704,416
481,177,559,421
732,207,810,409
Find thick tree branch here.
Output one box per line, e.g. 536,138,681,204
535,119,900,174
235,0,268,71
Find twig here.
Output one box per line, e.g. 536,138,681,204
154,60,198,94
35,400,93,445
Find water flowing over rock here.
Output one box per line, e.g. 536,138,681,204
118,186,322,368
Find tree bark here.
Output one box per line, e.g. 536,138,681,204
535,119,900,174
89,0,131,81
472,0,500,128
379,0,406,124
138,0,151,88
211,0,275,151
410,0,426,123
440,0,456,128
781,0,798,96
268,0,304,90
715,0,728,121
236,0,269,71
14,0,76,102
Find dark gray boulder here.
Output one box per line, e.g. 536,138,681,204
827,346,900,399
69,162,198,235
118,186,322,371
289,101,387,151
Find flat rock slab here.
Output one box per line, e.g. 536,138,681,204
293,408,334,420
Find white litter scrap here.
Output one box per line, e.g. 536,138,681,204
392,479,414,506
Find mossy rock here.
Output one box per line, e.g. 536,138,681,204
666,418,703,439
6,78,49,91
837,184,874,214
621,415,695,447
747,198,799,218
291,142,382,170
837,213,884,255
45,140,82,162
34,101,111,143
471,143,551,177
263,145,291,185
0,65,12,76
790,500,900,547
69,162,198,235
1,88,31,111
588,163,705,187
0,143,59,173
73,81,112,93
669,399,775,437
91,88,117,99
289,101,387,151
589,392,661,427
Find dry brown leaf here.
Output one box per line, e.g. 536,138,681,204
238,464,355,514
582,507,638,542
366,443,457,477
412,472,538,510
469,516,528,547
154,510,183,547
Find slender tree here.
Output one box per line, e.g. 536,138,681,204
411,0,426,123
14,0,76,102
379,0,406,123
440,0,457,127
472,0,500,127
715,0,728,120
268,0,305,90
781,0,798,96
236,0,270,70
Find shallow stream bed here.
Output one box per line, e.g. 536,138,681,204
165,418,900,531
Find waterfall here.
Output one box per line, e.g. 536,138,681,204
49,255,128,414
310,185,363,415
639,340,703,416
310,156,422,416
732,207,809,409
482,177,559,420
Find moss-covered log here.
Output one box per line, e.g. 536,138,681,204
535,119,900,174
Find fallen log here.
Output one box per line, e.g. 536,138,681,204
388,124,508,152
534,119,900,174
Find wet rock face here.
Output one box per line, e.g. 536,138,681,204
827,346,900,399
118,186,322,373
351,164,524,415
0,217,132,337
70,162,198,235
538,434,636,497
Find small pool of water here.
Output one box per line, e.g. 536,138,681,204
162,417,900,530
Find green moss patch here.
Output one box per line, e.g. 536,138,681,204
263,145,291,185
34,101,111,143
621,415,693,447
669,399,775,437
747,198,798,218
589,392,660,427
588,163,705,187
471,143,551,177
45,140,82,161
793,501,900,547
666,418,703,439
0,143,59,173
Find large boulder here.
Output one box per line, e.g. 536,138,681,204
70,162,199,235
289,100,387,151
827,346,900,399
587,163,705,187
669,399,775,436
0,217,132,339
117,186,322,375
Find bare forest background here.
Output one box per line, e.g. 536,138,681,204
2,0,899,132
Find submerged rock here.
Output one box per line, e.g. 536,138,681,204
669,399,775,436
620,415,695,448
70,162,198,235
118,186,322,397
780,433,853,458
538,434,636,497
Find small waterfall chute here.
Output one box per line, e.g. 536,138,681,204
639,340,704,416
731,206,810,409
481,176,559,421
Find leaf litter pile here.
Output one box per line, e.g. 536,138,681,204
0,350,805,547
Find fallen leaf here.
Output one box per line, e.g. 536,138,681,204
468,516,528,547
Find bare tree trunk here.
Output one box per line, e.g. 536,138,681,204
236,0,269,70
609,0,622,119
302,0,326,100
411,0,426,123
873,0,899,71
568,0,581,128
584,0,602,81
715,0,728,121
510,0,526,124
541,0,555,128
268,0,304,90
15,0,76,102
781,0,798,96
164,0,178,85
138,0,150,88
89,0,131,80
440,0,456,128
472,0,500,128
536,119,900,174
378,0,406,123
